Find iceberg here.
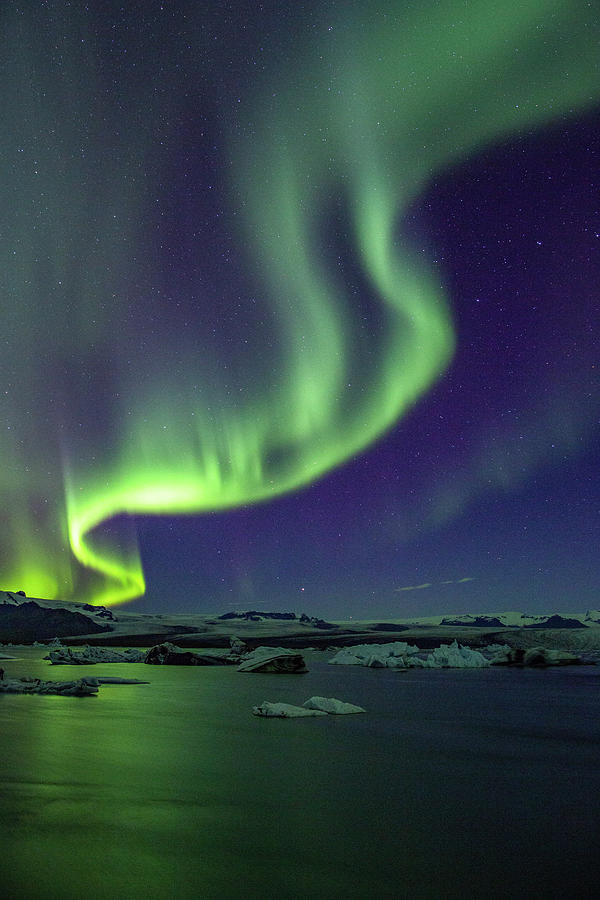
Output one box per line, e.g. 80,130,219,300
0,674,149,694
328,640,489,668
0,676,99,696
144,642,233,665
229,635,247,656
253,696,365,716
47,642,238,667
421,642,489,668
238,647,308,673
328,641,421,668
47,646,145,664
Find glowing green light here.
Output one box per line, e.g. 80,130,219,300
1,0,598,604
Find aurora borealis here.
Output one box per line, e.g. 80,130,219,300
1,0,599,613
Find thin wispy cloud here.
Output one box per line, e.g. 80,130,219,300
395,577,475,593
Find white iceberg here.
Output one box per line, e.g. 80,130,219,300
302,696,365,714
252,701,326,717
328,641,421,668
421,642,489,668
329,640,489,669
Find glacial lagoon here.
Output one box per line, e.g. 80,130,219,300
1,648,600,899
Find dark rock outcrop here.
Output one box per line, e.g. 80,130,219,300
524,615,586,629
81,603,115,620
218,610,297,621
371,623,410,632
218,609,336,629
441,616,507,628
299,614,337,629
0,601,111,643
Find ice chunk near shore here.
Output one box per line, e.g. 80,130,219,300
303,696,366,714
253,701,326,717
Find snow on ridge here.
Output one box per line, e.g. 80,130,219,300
399,610,599,628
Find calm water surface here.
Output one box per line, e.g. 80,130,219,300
1,648,599,899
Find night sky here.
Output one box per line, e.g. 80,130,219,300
1,0,598,617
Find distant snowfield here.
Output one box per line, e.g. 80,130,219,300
1,590,600,652
400,610,600,628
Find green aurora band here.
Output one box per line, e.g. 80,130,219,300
1,0,598,605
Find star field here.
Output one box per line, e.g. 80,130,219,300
1,0,598,615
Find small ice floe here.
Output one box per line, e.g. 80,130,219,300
84,677,150,684
0,674,149,694
302,696,365,714
253,696,365,717
253,701,327,717
238,647,308,674
47,646,145,665
0,676,99,696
